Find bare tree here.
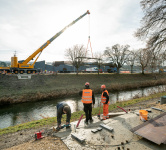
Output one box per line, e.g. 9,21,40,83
135,0,166,53
148,50,159,73
0,62,7,67
65,44,86,75
136,48,150,74
161,51,166,67
93,52,104,75
104,44,130,74
156,52,165,73
126,50,137,73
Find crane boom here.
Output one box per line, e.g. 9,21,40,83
19,10,90,68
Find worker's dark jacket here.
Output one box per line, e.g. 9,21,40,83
102,90,109,104
79,87,95,105
57,102,71,126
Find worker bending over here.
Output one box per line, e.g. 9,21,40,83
101,85,110,120
79,82,95,125
56,101,71,130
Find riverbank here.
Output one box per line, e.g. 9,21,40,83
1,73,166,105
1,90,166,135
0,91,166,149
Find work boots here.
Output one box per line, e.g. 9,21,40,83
84,120,88,125
90,119,94,123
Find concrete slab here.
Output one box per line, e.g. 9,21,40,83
108,112,126,118
53,111,166,150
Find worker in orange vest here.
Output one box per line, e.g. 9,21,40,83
79,82,95,125
101,84,110,120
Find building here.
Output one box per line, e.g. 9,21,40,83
34,61,116,73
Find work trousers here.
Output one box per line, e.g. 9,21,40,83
103,103,109,119
83,103,92,122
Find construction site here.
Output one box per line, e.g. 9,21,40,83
1,1,166,149
0,97,166,150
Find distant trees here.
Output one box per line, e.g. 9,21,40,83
126,50,137,73
0,62,7,67
104,44,130,73
64,44,86,75
132,0,166,74
93,52,103,75
135,0,166,54
103,0,166,74
136,48,150,74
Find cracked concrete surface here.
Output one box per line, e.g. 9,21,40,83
53,111,166,150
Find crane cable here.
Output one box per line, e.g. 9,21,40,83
86,15,93,58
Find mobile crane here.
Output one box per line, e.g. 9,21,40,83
0,10,90,74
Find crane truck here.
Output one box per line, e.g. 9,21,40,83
0,10,90,74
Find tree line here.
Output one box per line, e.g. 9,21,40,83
52,0,166,75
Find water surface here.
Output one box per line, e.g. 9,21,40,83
0,85,165,129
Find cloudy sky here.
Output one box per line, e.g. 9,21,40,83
0,0,145,63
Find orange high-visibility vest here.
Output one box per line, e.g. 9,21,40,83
101,90,109,104
82,89,92,104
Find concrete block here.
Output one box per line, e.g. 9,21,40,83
71,133,85,144
17,74,31,79
97,127,102,131
91,127,102,133
91,129,98,133
100,124,113,132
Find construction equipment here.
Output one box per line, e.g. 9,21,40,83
0,10,90,74
53,124,71,132
117,106,128,113
139,110,148,121
61,124,71,129
97,102,102,119
76,114,84,128
35,130,44,140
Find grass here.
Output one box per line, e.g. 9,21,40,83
1,73,166,104
1,91,166,136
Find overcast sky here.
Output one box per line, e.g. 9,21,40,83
0,0,145,63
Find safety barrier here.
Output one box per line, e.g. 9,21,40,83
17,74,31,79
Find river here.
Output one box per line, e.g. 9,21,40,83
0,85,165,129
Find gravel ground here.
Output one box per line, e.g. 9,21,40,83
1,98,166,150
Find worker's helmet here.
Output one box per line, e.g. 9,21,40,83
101,84,106,89
85,82,90,87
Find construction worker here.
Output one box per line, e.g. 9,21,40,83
56,101,71,131
101,84,110,120
79,82,95,125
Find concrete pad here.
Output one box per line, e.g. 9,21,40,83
53,111,166,150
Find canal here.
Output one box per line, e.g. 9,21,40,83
0,85,165,129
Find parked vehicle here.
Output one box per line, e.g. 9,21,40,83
107,67,117,73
